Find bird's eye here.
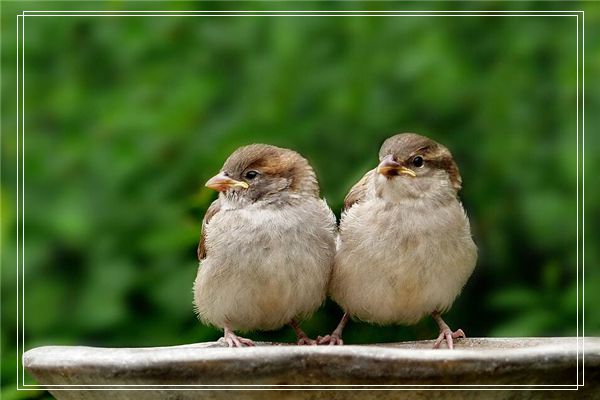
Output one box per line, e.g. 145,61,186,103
412,156,424,168
244,170,259,180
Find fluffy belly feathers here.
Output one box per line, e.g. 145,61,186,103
330,199,477,325
194,202,335,331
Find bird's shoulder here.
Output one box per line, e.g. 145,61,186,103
343,169,375,212
197,198,221,261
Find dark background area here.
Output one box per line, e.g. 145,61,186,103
1,1,598,398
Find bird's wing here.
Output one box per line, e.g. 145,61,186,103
197,199,221,261
343,169,375,212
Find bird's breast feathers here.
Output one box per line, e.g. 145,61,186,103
204,199,336,269
331,197,476,324
194,199,336,331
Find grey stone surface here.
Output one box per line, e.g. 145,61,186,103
23,337,600,399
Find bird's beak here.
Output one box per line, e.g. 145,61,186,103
376,155,416,178
205,173,249,192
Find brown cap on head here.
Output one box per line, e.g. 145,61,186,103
379,133,462,192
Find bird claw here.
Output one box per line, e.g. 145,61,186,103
289,319,317,345
221,331,255,348
316,334,344,345
296,335,318,346
433,328,465,350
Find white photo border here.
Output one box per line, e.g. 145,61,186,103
14,9,586,391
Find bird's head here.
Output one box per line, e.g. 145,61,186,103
205,144,319,204
375,133,462,201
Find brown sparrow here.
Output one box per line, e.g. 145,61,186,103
320,133,477,348
193,144,337,347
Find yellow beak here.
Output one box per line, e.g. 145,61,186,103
376,155,416,177
205,173,249,192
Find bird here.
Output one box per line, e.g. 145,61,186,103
319,133,477,349
193,144,337,347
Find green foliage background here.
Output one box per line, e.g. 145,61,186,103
1,1,599,398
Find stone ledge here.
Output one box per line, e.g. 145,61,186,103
23,337,600,400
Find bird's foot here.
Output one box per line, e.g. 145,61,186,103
296,334,317,346
221,329,255,348
433,328,465,350
316,313,349,345
289,319,317,346
316,334,344,345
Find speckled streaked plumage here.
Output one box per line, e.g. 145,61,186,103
193,144,336,347
322,133,477,348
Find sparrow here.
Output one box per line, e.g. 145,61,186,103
193,144,337,347
319,133,477,348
